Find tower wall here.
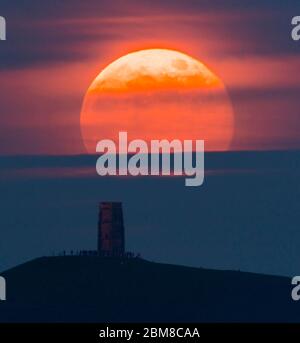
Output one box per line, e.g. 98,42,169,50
98,202,125,254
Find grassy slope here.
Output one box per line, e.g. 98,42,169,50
0,256,298,322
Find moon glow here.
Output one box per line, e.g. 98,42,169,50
80,49,234,153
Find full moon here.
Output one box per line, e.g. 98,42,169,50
80,48,234,153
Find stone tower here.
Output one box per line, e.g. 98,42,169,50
98,202,125,255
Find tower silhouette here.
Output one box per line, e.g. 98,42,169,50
98,202,125,255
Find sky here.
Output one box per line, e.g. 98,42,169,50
1,151,300,276
0,0,300,154
0,1,300,277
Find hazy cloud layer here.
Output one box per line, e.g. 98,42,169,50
0,0,300,153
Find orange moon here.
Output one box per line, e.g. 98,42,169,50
80,48,234,153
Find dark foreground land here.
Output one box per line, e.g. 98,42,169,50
0,256,298,322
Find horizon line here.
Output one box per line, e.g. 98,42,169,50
0,148,300,158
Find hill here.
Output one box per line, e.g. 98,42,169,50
0,256,298,322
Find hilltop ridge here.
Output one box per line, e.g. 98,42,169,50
0,256,298,322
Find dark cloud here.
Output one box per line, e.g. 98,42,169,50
0,0,139,69
1,0,299,18
0,0,299,69
0,0,136,19
0,20,121,69
143,0,300,11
